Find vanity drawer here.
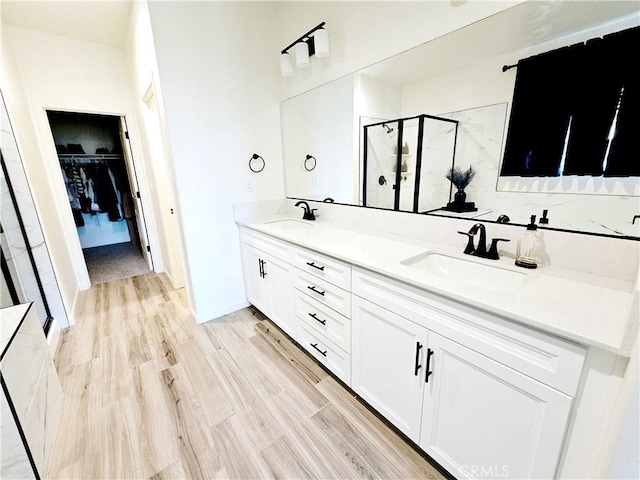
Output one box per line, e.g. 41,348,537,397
241,227,292,262
292,246,351,291
352,267,587,396
295,291,351,353
297,320,351,385
294,269,351,318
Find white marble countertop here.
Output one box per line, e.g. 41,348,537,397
0,303,32,357
238,215,638,357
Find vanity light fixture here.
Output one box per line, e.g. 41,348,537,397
249,153,265,173
280,22,329,76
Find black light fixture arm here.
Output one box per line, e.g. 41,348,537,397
281,22,326,54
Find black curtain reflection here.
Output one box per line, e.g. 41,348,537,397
501,25,639,178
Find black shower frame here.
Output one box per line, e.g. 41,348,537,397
362,114,459,213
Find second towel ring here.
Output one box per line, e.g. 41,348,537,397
304,154,317,171
249,153,265,173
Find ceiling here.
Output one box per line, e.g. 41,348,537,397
1,0,133,48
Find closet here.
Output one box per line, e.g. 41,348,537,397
48,111,152,284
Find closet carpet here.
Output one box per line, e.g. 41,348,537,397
83,242,150,284
49,272,447,479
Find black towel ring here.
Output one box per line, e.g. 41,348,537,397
304,154,317,172
249,153,265,173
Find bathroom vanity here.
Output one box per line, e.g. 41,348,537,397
237,215,636,480
1,303,62,479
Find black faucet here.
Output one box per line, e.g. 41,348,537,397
458,223,510,260
295,200,316,220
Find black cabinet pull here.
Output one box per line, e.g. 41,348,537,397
306,261,325,271
258,258,264,278
309,312,326,325
311,342,327,357
414,341,423,376
259,259,267,277
307,285,325,296
425,348,434,383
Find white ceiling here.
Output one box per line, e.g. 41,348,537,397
1,0,133,48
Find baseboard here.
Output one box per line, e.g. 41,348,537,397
46,318,62,352
195,299,250,324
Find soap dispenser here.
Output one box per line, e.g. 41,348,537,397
515,215,542,269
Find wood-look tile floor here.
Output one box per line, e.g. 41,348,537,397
49,273,446,479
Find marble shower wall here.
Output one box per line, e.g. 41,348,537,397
435,102,640,238
1,94,68,328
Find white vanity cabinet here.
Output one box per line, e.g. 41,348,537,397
292,246,352,385
421,331,573,480
240,229,296,337
351,295,429,442
351,266,586,480
238,223,601,480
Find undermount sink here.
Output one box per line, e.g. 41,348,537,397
264,219,313,230
401,251,527,291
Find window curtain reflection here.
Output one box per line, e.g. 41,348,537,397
501,25,639,178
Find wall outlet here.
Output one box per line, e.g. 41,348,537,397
312,176,318,188
246,180,254,192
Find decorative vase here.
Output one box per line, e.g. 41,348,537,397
454,188,466,206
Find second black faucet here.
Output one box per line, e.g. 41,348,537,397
295,201,317,221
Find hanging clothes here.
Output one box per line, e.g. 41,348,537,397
95,164,121,221
59,159,125,224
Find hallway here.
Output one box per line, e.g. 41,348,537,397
49,272,445,479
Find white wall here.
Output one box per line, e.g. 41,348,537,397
148,1,285,322
1,28,78,323
276,1,523,99
1,25,163,319
124,0,186,290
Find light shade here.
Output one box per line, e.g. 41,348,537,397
314,28,330,57
280,52,293,77
295,41,310,68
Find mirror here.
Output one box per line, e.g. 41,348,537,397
281,1,640,238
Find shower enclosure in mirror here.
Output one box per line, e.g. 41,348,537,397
361,115,458,213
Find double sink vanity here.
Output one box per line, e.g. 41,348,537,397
237,212,636,480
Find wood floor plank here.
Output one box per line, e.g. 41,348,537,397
209,414,272,479
172,339,236,428
265,389,360,479
50,272,446,480
254,320,328,385
248,330,329,417
134,361,181,478
159,363,222,479
316,376,445,479
311,402,408,479
206,349,283,450
259,435,318,479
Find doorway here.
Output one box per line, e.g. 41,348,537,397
47,110,152,285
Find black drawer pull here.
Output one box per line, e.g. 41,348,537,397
307,285,326,296
306,261,325,271
311,342,327,357
414,341,423,376
309,312,326,325
425,348,434,383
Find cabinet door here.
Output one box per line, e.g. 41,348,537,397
420,332,573,480
242,244,270,314
264,254,295,338
351,296,428,442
